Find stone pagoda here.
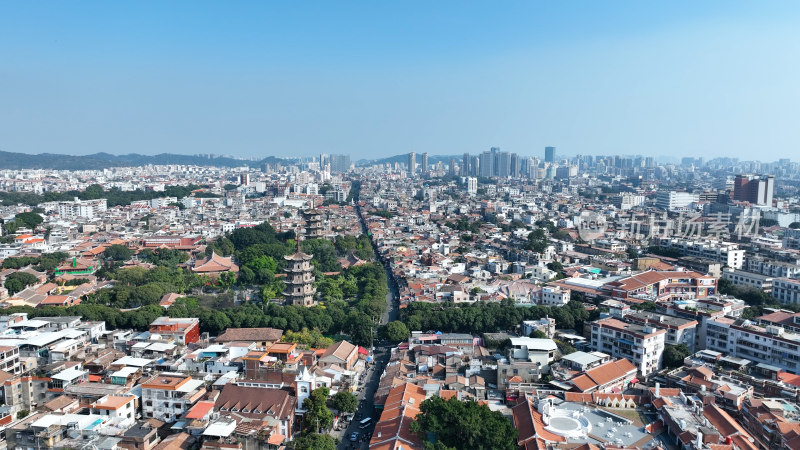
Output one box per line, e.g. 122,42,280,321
283,239,316,307
303,209,323,239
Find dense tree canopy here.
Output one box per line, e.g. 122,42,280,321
663,344,691,369
524,228,549,253
411,396,517,450
330,390,357,414
294,433,335,450
5,272,39,295
14,212,43,229
104,244,133,261
303,387,334,433
401,299,593,335
382,320,411,342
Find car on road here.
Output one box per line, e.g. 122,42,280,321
350,432,359,442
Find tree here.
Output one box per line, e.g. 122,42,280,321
5,272,39,295
530,330,548,339
383,320,410,342
524,228,549,253
760,218,779,228
303,387,333,433
547,261,564,275
15,212,43,229
294,433,335,450
411,396,517,450
330,390,357,414
347,311,374,347
790,222,800,229
663,344,690,369
104,244,133,261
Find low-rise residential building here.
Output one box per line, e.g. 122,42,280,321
623,311,698,352
657,237,746,269
89,394,137,429
149,317,200,345
567,358,637,393
539,285,570,306
141,373,206,422
705,317,800,373
214,383,296,440
723,267,774,292
521,317,556,338
604,269,717,302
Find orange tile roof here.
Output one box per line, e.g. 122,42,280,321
185,400,215,419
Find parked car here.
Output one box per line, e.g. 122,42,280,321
350,432,359,442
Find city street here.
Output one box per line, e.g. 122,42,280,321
335,343,391,449
334,203,399,448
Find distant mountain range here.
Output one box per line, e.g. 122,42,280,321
0,150,288,170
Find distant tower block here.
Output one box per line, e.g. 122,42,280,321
304,209,324,240
283,246,317,307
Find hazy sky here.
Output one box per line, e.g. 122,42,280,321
2,1,799,161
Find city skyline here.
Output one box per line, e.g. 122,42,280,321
3,2,800,161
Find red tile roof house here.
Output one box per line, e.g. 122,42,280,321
36,295,81,308
568,358,638,394
149,317,200,345
319,340,359,371
214,383,296,440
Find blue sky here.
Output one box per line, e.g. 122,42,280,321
2,1,799,161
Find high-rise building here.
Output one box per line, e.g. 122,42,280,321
733,174,775,206
421,152,429,173
407,152,416,175
470,155,480,177
448,159,457,176
510,153,520,178
461,153,470,176
545,146,556,163
239,173,250,186
329,154,350,173
479,151,494,177
496,151,511,177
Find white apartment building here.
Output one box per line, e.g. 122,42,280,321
141,373,206,422
508,337,558,366
89,394,137,429
746,257,800,279
0,345,21,374
658,237,746,269
705,317,800,373
783,229,800,251
539,286,571,306
773,278,800,305
590,317,666,377
623,312,699,352
722,268,774,293
663,296,747,350
613,193,646,211
56,198,108,219
655,191,699,211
